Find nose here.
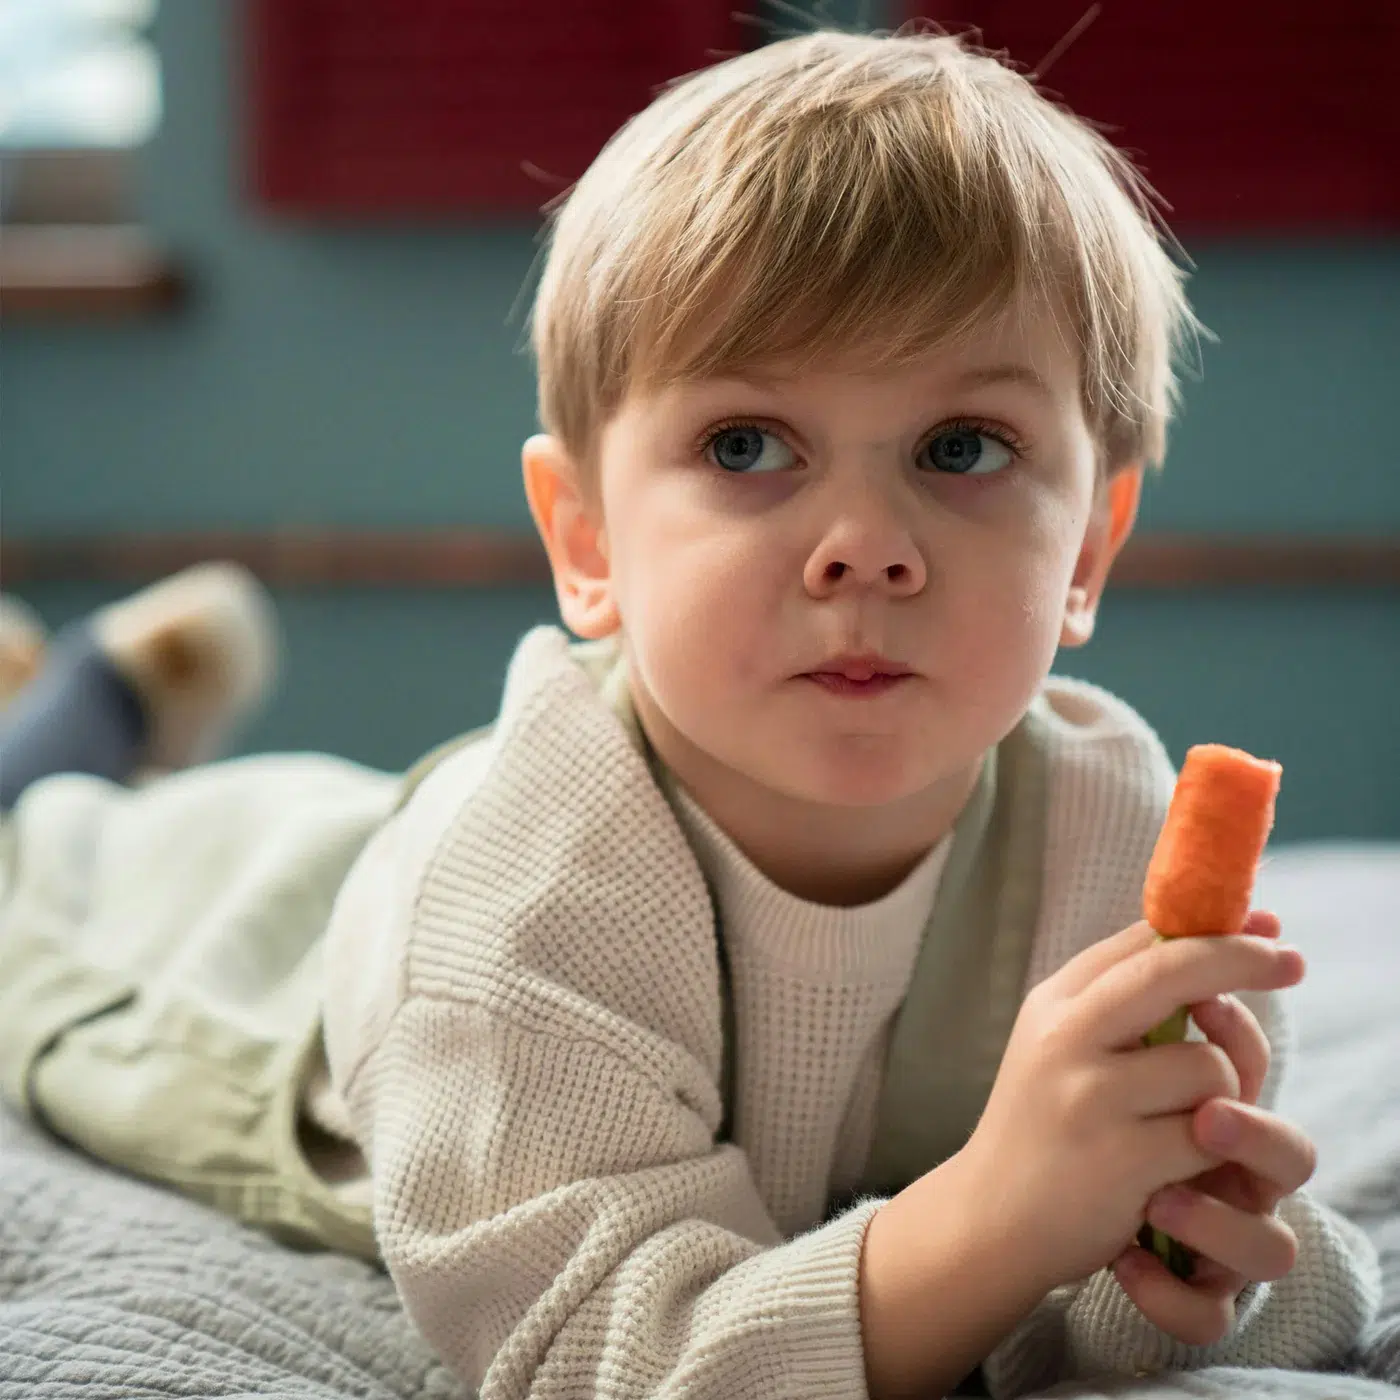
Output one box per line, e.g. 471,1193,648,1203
802,483,927,600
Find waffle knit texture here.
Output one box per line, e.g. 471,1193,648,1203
321,626,1379,1400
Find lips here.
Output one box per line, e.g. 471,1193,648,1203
802,655,913,698
809,655,912,683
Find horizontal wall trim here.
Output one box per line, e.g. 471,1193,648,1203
5,530,1400,590
0,226,187,319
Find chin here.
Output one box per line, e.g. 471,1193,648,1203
778,745,931,809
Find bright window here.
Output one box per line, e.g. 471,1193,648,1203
0,0,160,149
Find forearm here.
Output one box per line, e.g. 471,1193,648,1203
859,1151,1051,1400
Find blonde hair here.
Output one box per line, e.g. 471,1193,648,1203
530,26,1200,473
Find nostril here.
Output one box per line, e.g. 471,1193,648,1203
887,564,908,583
825,562,847,581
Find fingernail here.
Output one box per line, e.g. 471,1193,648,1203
1197,994,1237,1023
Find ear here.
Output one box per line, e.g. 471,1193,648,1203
522,434,620,639
1060,465,1141,649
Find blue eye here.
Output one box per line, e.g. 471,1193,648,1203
707,425,796,474
919,428,1015,476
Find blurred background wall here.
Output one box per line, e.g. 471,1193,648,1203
3,0,1398,841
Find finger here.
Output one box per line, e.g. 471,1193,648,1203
1117,1039,1241,1117
1187,1159,1274,1218
1192,1100,1318,1210
1131,1113,1225,1190
1239,909,1282,940
1051,919,1162,999
1174,1246,1248,1300
1077,935,1305,1051
1055,912,1282,1004
1112,1246,1239,1348
1119,1238,1244,1299
1145,1184,1299,1283
1190,992,1271,1106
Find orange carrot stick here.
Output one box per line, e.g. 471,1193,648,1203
1137,744,1282,1279
1145,744,1283,939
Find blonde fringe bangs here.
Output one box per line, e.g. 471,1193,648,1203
531,29,1200,472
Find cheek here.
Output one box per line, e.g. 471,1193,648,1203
610,506,778,692
1017,564,1071,639
1018,479,1086,599
956,490,1082,664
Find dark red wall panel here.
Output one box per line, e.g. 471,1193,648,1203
899,2,1399,229
247,0,742,215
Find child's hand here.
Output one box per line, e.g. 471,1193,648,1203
1109,940,1318,1345
957,913,1306,1308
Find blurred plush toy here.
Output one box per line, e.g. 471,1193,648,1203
0,595,47,710
0,563,278,806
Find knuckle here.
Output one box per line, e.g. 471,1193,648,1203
1035,998,1081,1059
1202,934,1254,977
1132,1115,1212,1191
1227,938,1270,984
1153,937,1217,1003
1274,1223,1300,1278
1242,935,1293,982
1296,1136,1319,1188
1019,978,1054,1030
1179,1299,1233,1348
1197,1042,1242,1101
1203,1304,1234,1347
1254,1220,1299,1281
1022,976,1050,1011
1057,1064,1105,1124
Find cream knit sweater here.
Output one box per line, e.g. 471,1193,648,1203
320,626,1379,1400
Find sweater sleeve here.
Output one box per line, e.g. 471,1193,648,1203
981,680,1382,1398
325,638,882,1400
351,993,881,1400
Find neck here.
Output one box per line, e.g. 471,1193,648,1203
630,685,979,908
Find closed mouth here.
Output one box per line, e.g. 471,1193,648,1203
806,655,912,683
801,655,914,697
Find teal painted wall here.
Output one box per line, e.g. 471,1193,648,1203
5,2,1398,840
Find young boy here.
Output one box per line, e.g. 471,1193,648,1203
0,27,1380,1400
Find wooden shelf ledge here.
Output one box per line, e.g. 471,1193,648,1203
4,530,1400,590
1121,536,1400,589
0,225,187,318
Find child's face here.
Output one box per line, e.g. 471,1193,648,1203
540,303,1128,811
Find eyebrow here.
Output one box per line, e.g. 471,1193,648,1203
954,363,1052,396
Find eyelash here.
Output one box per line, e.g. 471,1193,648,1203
927,416,1031,462
693,415,1031,467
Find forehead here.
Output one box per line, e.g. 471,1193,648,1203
634,298,1083,414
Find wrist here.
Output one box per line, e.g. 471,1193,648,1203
858,1149,1049,1400
950,1132,1064,1303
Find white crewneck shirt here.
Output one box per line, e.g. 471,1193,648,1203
661,774,953,1229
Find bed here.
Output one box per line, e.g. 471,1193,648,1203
2,842,1397,1399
